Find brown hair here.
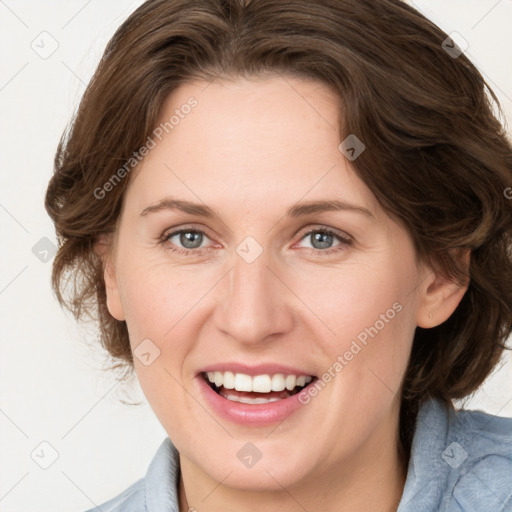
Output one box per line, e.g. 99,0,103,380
45,0,512,458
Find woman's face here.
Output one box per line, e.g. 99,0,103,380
103,75,438,492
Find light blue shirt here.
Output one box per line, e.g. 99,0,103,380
86,398,512,511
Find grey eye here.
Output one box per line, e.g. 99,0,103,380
309,231,335,250
178,231,203,249
300,229,344,251
164,230,207,250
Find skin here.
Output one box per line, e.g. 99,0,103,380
98,75,469,512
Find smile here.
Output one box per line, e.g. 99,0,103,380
203,371,314,404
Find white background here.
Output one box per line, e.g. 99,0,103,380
1,1,511,511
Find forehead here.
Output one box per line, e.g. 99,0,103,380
124,75,381,220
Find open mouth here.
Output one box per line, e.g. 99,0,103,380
202,371,317,405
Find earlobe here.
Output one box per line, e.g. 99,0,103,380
416,249,470,329
94,235,126,322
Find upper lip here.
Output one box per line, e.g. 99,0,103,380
196,362,317,377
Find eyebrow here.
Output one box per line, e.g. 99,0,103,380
140,197,375,219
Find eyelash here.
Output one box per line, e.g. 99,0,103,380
159,226,353,257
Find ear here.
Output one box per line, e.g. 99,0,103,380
416,248,470,328
94,234,126,322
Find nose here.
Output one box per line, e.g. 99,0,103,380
213,245,295,346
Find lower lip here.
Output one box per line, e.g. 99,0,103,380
196,375,314,426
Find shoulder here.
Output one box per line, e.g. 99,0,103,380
399,399,512,512
81,437,180,512
83,478,145,512
446,406,512,511
449,405,512,467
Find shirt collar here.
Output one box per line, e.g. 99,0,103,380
144,434,180,512
397,397,451,511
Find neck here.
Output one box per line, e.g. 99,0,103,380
178,423,408,512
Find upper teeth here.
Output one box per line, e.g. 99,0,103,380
206,371,313,393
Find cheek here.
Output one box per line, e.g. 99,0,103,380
294,257,417,392
119,265,208,423
118,261,208,343
291,258,409,340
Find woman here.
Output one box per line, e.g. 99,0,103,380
45,0,512,510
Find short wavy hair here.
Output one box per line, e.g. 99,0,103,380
45,0,512,455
